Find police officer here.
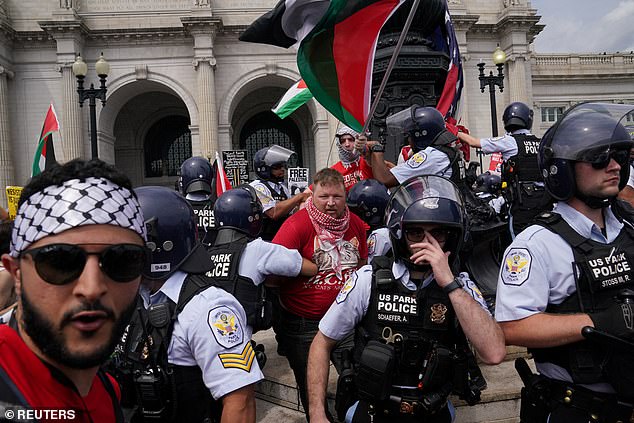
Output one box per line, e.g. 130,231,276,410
179,156,217,245
117,186,262,423
495,103,634,422
346,179,392,263
307,175,506,423
458,102,550,236
360,106,463,188
474,172,506,215
250,145,311,241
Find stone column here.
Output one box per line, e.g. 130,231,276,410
508,55,528,104
59,62,84,160
194,57,218,158
0,66,14,207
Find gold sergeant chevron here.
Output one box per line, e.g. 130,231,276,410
218,342,256,372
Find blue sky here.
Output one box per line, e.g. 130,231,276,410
530,0,634,53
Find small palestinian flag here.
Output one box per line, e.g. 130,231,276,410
272,79,313,119
32,104,60,177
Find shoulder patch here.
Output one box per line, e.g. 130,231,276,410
502,248,532,286
336,272,357,304
208,306,244,349
406,151,427,168
367,233,377,256
218,342,256,372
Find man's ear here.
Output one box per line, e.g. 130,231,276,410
1,254,21,295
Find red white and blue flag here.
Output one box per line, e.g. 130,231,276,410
435,7,463,119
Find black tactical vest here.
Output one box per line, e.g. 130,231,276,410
530,210,634,385
502,134,552,234
353,257,458,389
187,199,217,246
257,180,289,241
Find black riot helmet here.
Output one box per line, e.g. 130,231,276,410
135,186,199,280
503,102,533,132
538,102,634,207
475,171,502,194
347,180,390,231
386,175,466,271
386,106,455,153
214,185,263,238
253,145,296,182
179,156,213,202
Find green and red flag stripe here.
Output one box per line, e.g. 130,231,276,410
297,0,407,132
32,104,60,177
272,79,314,119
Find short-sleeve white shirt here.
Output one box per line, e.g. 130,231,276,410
237,238,303,285
250,180,292,212
390,147,453,183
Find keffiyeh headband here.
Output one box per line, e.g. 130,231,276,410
10,177,146,257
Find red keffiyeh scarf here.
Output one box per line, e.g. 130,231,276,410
305,197,351,278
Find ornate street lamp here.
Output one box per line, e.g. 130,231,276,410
477,46,507,137
72,53,110,159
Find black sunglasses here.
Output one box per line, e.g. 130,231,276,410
404,228,449,243
20,243,149,285
580,148,630,170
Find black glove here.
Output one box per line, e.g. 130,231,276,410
589,301,634,339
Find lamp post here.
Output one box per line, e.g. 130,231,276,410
72,53,110,159
476,46,507,169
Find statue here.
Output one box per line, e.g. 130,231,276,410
59,0,79,10
194,0,210,6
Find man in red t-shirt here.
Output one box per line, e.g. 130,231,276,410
331,125,374,192
0,159,147,422
273,168,368,416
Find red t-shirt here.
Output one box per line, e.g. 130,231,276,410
331,159,374,192
273,208,368,319
0,325,121,423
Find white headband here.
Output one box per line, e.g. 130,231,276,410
10,177,146,257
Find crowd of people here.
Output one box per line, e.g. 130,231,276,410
0,101,633,423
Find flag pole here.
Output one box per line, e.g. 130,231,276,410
361,0,422,135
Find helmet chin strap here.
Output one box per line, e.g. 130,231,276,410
575,191,614,209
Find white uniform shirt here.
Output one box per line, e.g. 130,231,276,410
628,164,634,188
479,129,531,161
319,262,489,343
367,227,391,263
250,180,292,213
495,202,624,388
234,238,303,285
390,147,453,183
139,271,264,399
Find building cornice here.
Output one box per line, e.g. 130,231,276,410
38,19,89,37
181,16,223,34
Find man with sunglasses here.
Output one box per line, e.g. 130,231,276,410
495,103,634,422
250,144,311,241
307,175,505,423
0,159,148,422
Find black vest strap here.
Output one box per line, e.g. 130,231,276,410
97,369,125,423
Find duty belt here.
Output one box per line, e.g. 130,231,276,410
549,379,634,422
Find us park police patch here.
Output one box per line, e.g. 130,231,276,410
377,293,418,323
406,152,427,169
336,273,357,304
208,306,243,349
502,248,532,286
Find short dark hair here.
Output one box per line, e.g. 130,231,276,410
0,221,11,255
19,159,135,208
312,168,345,190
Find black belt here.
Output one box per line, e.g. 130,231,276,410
549,379,634,422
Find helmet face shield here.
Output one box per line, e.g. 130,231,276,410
263,145,296,167
386,106,417,138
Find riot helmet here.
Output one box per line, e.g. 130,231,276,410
503,102,533,132
538,102,634,206
386,175,466,271
214,185,263,238
135,186,198,280
179,156,213,202
253,145,296,182
475,172,502,194
347,180,390,230
386,106,455,152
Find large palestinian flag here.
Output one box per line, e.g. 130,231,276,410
32,104,59,177
297,0,407,132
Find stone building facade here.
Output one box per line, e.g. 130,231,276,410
0,0,632,206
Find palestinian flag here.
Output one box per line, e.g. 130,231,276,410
32,104,60,177
297,0,407,132
239,0,331,48
272,79,313,119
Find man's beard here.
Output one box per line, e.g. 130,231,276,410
20,285,137,370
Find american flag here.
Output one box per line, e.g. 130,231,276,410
435,5,463,119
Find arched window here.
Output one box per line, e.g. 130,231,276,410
240,111,302,172
144,116,192,177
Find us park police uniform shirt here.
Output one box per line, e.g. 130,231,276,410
250,180,292,212
139,271,263,399
390,147,453,183
478,129,537,161
318,262,489,342
495,202,626,386
367,227,391,263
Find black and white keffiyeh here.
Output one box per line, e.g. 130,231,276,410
10,177,146,257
